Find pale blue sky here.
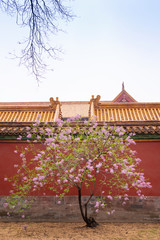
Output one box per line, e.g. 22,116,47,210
0,0,160,102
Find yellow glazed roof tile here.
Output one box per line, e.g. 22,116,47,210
0,110,57,122
0,98,60,123
92,101,160,122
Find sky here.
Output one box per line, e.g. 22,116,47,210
0,0,160,103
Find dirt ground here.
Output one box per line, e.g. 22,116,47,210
0,222,160,240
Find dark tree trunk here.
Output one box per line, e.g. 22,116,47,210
86,217,99,228
78,188,99,228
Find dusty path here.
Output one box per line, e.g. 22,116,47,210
0,222,160,240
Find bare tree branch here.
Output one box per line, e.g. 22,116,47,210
0,0,73,83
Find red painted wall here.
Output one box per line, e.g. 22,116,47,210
0,141,160,196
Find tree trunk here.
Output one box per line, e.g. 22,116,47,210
78,188,99,228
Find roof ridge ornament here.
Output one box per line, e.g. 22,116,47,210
122,82,125,91
113,83,136,102
49,97,59,109
90,95,101,107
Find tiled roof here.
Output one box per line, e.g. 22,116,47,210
90,96,160,122
0,110,57,122
94,103,160,121
0,98,60,123
0,92,160,137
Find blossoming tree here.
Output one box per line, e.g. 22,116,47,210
4,115,151,227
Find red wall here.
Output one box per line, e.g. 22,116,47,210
0,140,160,196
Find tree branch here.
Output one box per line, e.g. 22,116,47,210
0,0,73,83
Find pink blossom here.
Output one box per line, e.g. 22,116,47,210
122,184,129,190
63,179,68,183
74,178,79,183
39,176,45,181
74,137,80,141
27,133,32,138
17,135,22,140
14,150,18,153
87,165,94,171
115,126,121,133
107,195,113,200
57,179,61,184
113,164,118,169
33,177,38,182
45,137,54,144
126,136,136,145
108,151,112,156
35,167,42,171
121,169,127,174
79,169,84,172
21,215,25,218
123,159,128,164
139,195,144,199
74,114,81,120
119,131,124,136
37,114,41,119
4,178,8,181
59,159,64,165
66,128,71,134
96,162,102,169
56,118,63,127
56,118,63,123
36,119,40,124
3,203,8,208
20,153,24,158
94,201,100,208
88,174,92,178
135,158,141,164
110,168,114,174
40,151,45,155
